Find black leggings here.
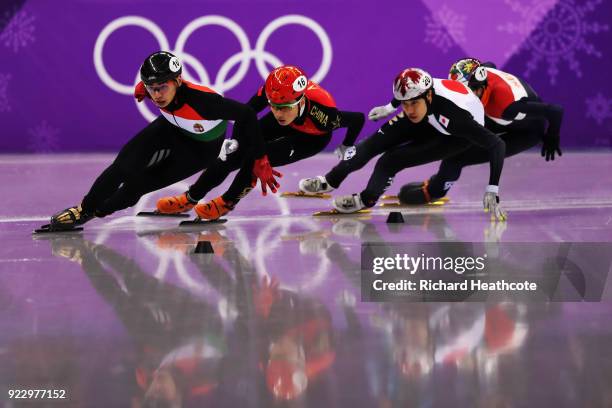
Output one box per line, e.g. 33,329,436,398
420,118,546,199
188,112,332,203
81,116,223,215
325,116,470,207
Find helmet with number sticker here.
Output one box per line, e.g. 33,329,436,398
393,68,433,101
265,65,308,105
140,51,183,85
449,58,487,88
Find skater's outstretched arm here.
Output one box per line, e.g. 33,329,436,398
367,98,400,121
448,109,507,221
188,91,265,159
189,91,280,194
447,109,506,189
246,86,270,113
503,101,564,161
329,110,365,161
336,111,366,146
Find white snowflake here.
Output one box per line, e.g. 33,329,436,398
0,72,11,112
27,120,60,153
586,93,612,126
424,5,466,53
0,8,36,53
499,0,609,85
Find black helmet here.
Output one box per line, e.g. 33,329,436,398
140,51,182,85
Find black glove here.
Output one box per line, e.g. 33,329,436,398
541,134,562,161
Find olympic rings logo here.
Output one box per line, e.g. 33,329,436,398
93,15,333,121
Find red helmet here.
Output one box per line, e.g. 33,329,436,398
393,68,433,101
265,65,308,106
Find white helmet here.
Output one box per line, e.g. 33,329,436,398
393,68,433,101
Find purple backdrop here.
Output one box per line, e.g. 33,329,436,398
0,0,611,152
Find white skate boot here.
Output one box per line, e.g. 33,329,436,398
298,175,334,194
332,194,365,214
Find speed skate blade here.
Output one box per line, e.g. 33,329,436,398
381,195,398,201
137,211,190,218
381,195,450,203
313,209,372,216
179,218,228,226
33,224,83,234
379,197,450,207
281,191,332,199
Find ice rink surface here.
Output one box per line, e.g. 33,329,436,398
1,152,612,407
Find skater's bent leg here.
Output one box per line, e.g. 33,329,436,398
188,153,243,200
220,164,256,205
359,147,418,207
81,117,174,213
325,120,411,188
401,120,546,204
362,136,466,206
97,136,223,214
81,164,124,214
423,158,465,200
267,133,332,166
220,131,332,205
398,159,463,205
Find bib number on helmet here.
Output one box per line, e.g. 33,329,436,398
169,57,181,72
474,67,487,82
293,75,307,92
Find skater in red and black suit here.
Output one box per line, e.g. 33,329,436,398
45,51,278,231
157,65,365,220
368,58,563,206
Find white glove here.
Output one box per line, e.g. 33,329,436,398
368,103,396,121
334,144,356,161
483,186,507,221
218,139,239,161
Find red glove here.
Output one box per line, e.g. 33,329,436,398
134,81,149,102
251,155,282,196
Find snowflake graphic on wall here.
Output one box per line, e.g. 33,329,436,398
424,5,466,53
586,93,612,126
0,7,36,53
27,121,60,153
0,73,11,112
499,0,609,85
